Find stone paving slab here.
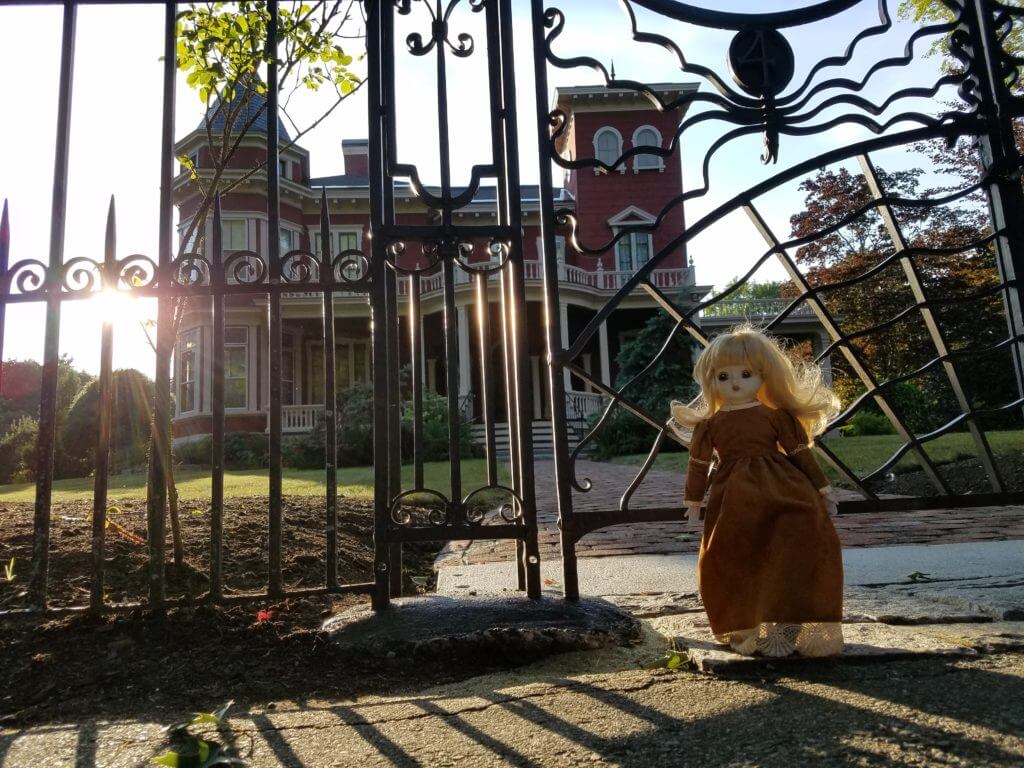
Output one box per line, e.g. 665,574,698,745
436,460,1024,568
649,613,1021,673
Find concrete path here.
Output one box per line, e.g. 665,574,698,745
436,460,1024,567
4,644,1023,766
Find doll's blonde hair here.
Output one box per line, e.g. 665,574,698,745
672,324,840,439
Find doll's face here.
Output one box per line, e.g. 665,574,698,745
714,363,762,406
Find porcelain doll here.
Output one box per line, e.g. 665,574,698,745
669,326,844,657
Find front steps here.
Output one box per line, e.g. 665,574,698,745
470,420,585,459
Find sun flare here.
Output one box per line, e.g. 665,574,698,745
89,289,156,329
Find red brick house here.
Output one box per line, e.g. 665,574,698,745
171,83,828,448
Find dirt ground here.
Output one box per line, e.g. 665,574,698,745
0,497,471,727
869,452,1024,497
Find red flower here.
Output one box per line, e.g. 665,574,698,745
256,609,274,624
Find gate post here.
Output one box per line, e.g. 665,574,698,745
960,0,1024,407
530,0,579,600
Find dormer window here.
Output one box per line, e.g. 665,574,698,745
593,127,624,174
632,126,664,172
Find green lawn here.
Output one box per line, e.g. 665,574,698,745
610,430,1024,480
0,459,508,504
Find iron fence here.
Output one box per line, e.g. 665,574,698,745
0,0,542,616
3,0,1024,614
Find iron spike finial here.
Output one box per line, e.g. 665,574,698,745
610,59,616,81
104,195,116,271
1,199,9,249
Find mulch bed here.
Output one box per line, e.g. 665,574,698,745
868,452,1024,497
0,497,464,726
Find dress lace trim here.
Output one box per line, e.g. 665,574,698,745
714,622,844,657
718,401,762,412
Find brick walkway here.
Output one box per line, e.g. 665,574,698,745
436,460,1024,567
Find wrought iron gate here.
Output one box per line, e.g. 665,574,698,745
365,0,542,608
531,0,1024,598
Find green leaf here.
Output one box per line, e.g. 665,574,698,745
151,752,179,767
666,653,683,669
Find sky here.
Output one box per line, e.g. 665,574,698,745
0,0,960,377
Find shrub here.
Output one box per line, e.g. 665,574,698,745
0,416,39,484
175,435,212,466
60,369,154,478
845,409,895,436
586,409,661,461
282,383,477,469
589,312,697,458
173,432,268,469
841,381,951,436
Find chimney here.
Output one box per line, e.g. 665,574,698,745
342,139,369,176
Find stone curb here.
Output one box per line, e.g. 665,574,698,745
320,595,641,664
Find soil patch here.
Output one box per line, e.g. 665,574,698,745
0,497,466,725
869,452,1024,497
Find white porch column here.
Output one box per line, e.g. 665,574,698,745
531,355,543,421
598,320,611,387
426,358,438,393
559,301,571,391
817,330,833,385
457,304,472,405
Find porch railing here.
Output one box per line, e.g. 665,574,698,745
283,263,695,301
280,404,324,433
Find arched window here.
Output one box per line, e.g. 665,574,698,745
632,125,664,172
592,127,623,173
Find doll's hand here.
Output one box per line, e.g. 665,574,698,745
819,486,838,517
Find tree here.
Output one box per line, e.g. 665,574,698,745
174,0,363,255
589,313,698,458
60,369,155,478
719,278,786,300
0,357,94,470
142,2,365,565
788,163,1016,428
898,0,1024,71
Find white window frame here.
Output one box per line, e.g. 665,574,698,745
278,226,296,253
307,339,372,403
177,328,201,415
282,344,297,407
535,235,566,264
224,326,249,410
315,227,364,279
178,220,200,253
631,125,665,173
221,218,249,252
608,206,656,273
314,227,363,255
278,157,291,181
592,126,625,175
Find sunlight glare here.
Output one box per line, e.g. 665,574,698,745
90,289,156,331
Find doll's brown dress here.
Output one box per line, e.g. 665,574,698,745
684,403,844,657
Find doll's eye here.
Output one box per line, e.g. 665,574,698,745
741,370,752,378
717,372,728,382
